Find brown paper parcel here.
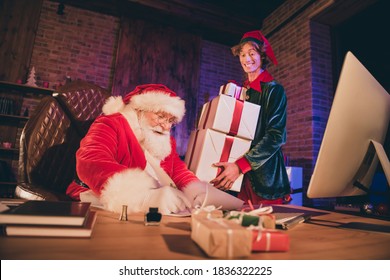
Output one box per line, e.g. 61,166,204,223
191,215,252,258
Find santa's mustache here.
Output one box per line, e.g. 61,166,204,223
151,126,170,135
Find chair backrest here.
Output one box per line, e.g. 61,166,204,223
16,81,110,200
18,96,81,196
54,80,110,135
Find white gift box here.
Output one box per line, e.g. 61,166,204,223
184,129,251,192
219,82,247,101
198,94,260,140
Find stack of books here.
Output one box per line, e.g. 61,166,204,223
0,97,16,115
0,200,97,238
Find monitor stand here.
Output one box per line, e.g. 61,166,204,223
353,139,390,195
335,140,390,219
371,140,390,184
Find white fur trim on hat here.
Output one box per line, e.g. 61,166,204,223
101,96,144,142
130,91,185,122
102,96,125,115
100,168,159,214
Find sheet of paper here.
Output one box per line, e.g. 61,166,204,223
166,209,192,217
166,184,244,217
201,183,244,210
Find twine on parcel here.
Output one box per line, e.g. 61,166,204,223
193,215,235,258
193,205,222,218
209,217,234,258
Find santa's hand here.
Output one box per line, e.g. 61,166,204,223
183,181,207,207
143,186,192,214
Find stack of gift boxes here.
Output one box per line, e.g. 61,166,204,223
184,82,259,192
185,82,289,258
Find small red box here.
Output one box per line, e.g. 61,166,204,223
252,230,289,252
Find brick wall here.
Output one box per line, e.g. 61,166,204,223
28,1,244,152
261,0,334,205
308,21,335,207
28,1,244,146
197,40,243,128
309,21,333,162
29,0,120,90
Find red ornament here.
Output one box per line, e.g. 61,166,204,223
376,203,389,215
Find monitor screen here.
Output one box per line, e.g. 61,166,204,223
307,51,390,198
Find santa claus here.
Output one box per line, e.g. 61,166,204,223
66,84,206,214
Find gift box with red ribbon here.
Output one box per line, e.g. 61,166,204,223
251,229,290,252
184,129,251,192
198,94,260,140
219,81,247,101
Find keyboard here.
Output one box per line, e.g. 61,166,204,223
334,203,390,221
334,204,361,213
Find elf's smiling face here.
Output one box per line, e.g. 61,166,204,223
239,42,262,76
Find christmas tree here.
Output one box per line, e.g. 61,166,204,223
26,66,37,87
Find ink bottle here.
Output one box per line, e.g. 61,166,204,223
145,207,162,226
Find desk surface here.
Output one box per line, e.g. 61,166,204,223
1,205,390,260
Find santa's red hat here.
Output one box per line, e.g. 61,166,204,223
239,30,278,65
104,84,185,122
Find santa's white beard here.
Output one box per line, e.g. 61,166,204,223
138,114,172,160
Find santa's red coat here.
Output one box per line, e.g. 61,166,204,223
66,110,199,213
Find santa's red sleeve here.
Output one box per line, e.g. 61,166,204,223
161,137,200,190
72,114,160,213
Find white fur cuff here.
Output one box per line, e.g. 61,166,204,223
100,168,159,214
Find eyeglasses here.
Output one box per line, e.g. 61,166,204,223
153,112,177,127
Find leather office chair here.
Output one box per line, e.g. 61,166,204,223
15,81,110,201
54,80,110,135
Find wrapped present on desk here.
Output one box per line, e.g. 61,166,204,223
251,229,289,252
219,81,247,101
226,210,276,229
184,129,251,192
198,94,260,140
191,215,252,258
192,205,224,220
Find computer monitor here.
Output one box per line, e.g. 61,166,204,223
307,51,390,198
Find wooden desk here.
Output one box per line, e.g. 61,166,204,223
1,205,389,260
